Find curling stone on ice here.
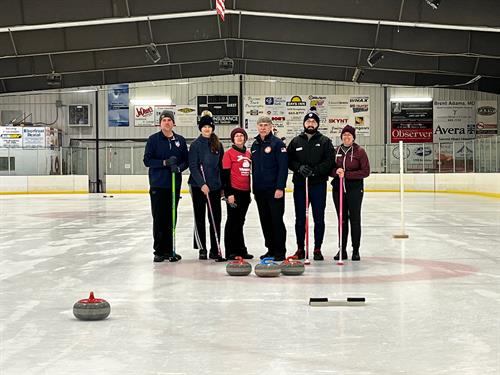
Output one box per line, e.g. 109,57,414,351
226,256,252,276
73,291,111,321
281,256,305,276
255,257,281,278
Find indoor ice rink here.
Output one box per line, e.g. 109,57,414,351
1,192,499,374
1,1,500,374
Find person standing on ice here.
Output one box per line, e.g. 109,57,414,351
251,116,288,262
221,127,254,260
287,106,334,261
331,125,370,261
143,110,189,263
188,110,225,261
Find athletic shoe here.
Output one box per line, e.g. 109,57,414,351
227,254,237,260
209,252,223,260
168,253,182,262
334,250,348,261
153,255,166,263
351,249,360,261
242,253,254,259
313,249,324,261
273,255,286,262
199,249,208,260
260,252,272,260
293,249,305,260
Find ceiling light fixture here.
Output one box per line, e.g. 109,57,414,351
390,97,433,102
425,0,441,10
145,43,161,64
352,67,364,83
367,50,385,68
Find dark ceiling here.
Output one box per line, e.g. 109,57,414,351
0,0,499,94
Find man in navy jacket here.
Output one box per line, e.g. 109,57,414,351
144,110,188,263
251,116,288,261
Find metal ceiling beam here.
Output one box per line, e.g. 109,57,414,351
2,54,496,82
1,9,499,34
1,37,498,62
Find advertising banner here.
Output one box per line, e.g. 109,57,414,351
22,127,46,148
174,106,197,127
243,94,370,141
475,100,497,137
433,100,476,142
0,127,22,148
134,105,156,127
391,100,433,143
108,84,130,127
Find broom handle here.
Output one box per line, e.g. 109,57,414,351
305,177,309,261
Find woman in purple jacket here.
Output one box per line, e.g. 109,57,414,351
331,125,370,261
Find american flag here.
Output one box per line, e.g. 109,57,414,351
216,0,225,21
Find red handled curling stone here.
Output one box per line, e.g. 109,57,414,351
255,257,281,278
226,256,252,276
73,292,111,321
281,256,305,276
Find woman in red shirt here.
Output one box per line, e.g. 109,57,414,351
222,128,253,260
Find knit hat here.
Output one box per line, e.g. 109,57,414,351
159,110,175,124
198,110,215,131
230,127,248,143
303,106,320,125
341,125,356,140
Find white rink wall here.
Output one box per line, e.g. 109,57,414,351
0,175,88,193
1,173,498,195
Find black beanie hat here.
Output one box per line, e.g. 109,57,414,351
159,110,175,124
303,106,320,126
341,124,356,140
198,110,215,131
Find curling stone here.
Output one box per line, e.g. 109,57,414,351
281,256,305,276
226,256,252,276
255,257,281,278
73,291,111,321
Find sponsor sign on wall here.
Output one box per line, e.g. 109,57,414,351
475,100,497,137
108,84,130,127
433,101,476,142
0,127,22,148
391,100,433,143
173,106,197,127
243,95,370,140
22,127,46,148
134,105,156,127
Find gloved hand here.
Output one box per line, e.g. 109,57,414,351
170,165,181,173
164,156,178,167
298,165,314,178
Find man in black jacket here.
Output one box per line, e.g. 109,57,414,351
287,107,334,261
251,116,288,261
144,110,189,263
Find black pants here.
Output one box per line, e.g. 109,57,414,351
254,189,287,258
149,186,180,257
332,184,364,251
190,186,222,256
293,182,327,250
224,190,251,257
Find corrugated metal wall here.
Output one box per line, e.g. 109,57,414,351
1,75,498,181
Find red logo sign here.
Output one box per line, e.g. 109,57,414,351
391,128,433,143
